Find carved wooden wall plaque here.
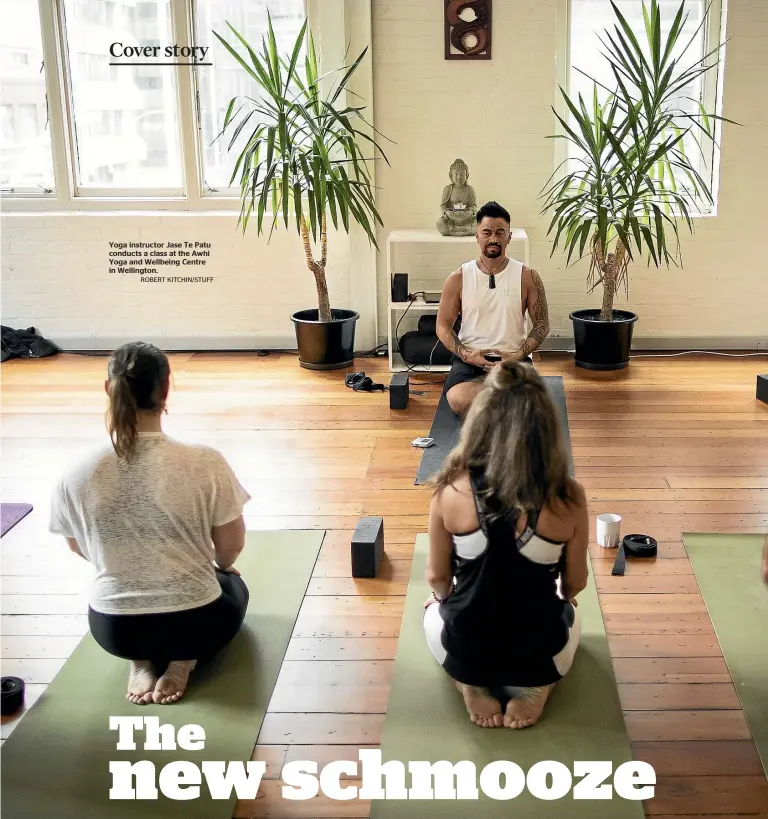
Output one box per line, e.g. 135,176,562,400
445,0,492,60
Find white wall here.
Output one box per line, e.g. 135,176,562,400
2,0,767,351
371,0,768,349
1,212,353,349
0,0,378,353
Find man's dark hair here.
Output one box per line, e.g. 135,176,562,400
476,201,511,224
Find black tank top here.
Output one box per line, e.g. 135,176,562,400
438,466,568,687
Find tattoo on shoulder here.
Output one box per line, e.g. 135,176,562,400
528,268,549,344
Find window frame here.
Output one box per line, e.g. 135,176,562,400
2,0,324,212
556,0,726,218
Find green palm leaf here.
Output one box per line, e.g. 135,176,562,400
215,14,391,321
541,0,737,321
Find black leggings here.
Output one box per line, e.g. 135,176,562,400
89,570,249,669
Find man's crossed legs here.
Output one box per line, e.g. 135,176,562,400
443,356,533,417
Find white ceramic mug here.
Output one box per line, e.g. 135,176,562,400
597,513,622,548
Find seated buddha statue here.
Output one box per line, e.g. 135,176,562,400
437,158,478,236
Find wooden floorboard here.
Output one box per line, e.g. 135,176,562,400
1,351,767,818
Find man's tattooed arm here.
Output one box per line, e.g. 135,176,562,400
436,269,473,363
520,268,550,357
440,328,472,362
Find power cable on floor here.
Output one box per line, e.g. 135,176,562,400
542,349,767,359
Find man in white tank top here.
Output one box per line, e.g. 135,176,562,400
436,201,550,416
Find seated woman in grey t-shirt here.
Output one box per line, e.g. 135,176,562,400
49,342,251,705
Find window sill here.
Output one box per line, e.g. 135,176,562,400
0,195,244,213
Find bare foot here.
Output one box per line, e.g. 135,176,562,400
126,661,157,705
455,682,503,728
504,685,554,729
152,660,197,704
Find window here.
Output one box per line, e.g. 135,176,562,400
136,74,163,90
1,0,322,206
1,104,13,141
17,104,39,141
137,3,158,20
194,0,306,190
62,0,183,190
0,0,55,192
567,0,723,210
78,54,113,82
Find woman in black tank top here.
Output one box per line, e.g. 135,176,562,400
424,361,589,729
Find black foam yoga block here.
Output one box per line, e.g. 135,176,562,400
351,517,384,578
758,374,768,404
389,372,409,410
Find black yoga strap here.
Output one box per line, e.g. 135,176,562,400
611,534,658,576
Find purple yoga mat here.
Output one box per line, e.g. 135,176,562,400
1,503,33,537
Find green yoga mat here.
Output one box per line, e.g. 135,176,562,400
370,535,644,818
1,530,323,819
684,533,768,776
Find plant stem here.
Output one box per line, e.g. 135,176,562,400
600,257,616,322
300,215,332,322
321,213,327,269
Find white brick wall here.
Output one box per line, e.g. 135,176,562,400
1,1,766,350
1,213,352,350
372,0,768,348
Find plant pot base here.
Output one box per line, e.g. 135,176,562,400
574,359,630,371
299,358,354,371
570,309,637,370
292,308,359,370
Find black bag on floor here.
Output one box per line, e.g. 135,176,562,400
1,326,59,362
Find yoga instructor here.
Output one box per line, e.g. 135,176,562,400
436,201,550,417
49,342,251,705
423,361,589,729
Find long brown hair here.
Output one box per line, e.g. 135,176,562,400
432,361,574,516
106,342,170,460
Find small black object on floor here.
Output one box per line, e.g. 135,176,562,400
1,676,25,715
611,534,658,576
345,372,385,392
351,517,384,578
389,373,409,409
758,374,768,405
1,326,58,363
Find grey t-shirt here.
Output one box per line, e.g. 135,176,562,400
49,432,251,615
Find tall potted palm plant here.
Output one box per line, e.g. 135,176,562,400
214,16,387,369
542,0,731,369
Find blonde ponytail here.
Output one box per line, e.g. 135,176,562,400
432,361,574,514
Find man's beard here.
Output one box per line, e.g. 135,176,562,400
484,244,502,257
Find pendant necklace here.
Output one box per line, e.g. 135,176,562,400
478,256,507,290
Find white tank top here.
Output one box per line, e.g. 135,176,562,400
458,258,526,351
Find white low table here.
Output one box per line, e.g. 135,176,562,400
385,228,530,372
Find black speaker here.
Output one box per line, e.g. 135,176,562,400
758,374,768,404
392,273,408,303
389,372,409,409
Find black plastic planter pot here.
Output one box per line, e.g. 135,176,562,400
291,308,359,370
570,309,638,370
